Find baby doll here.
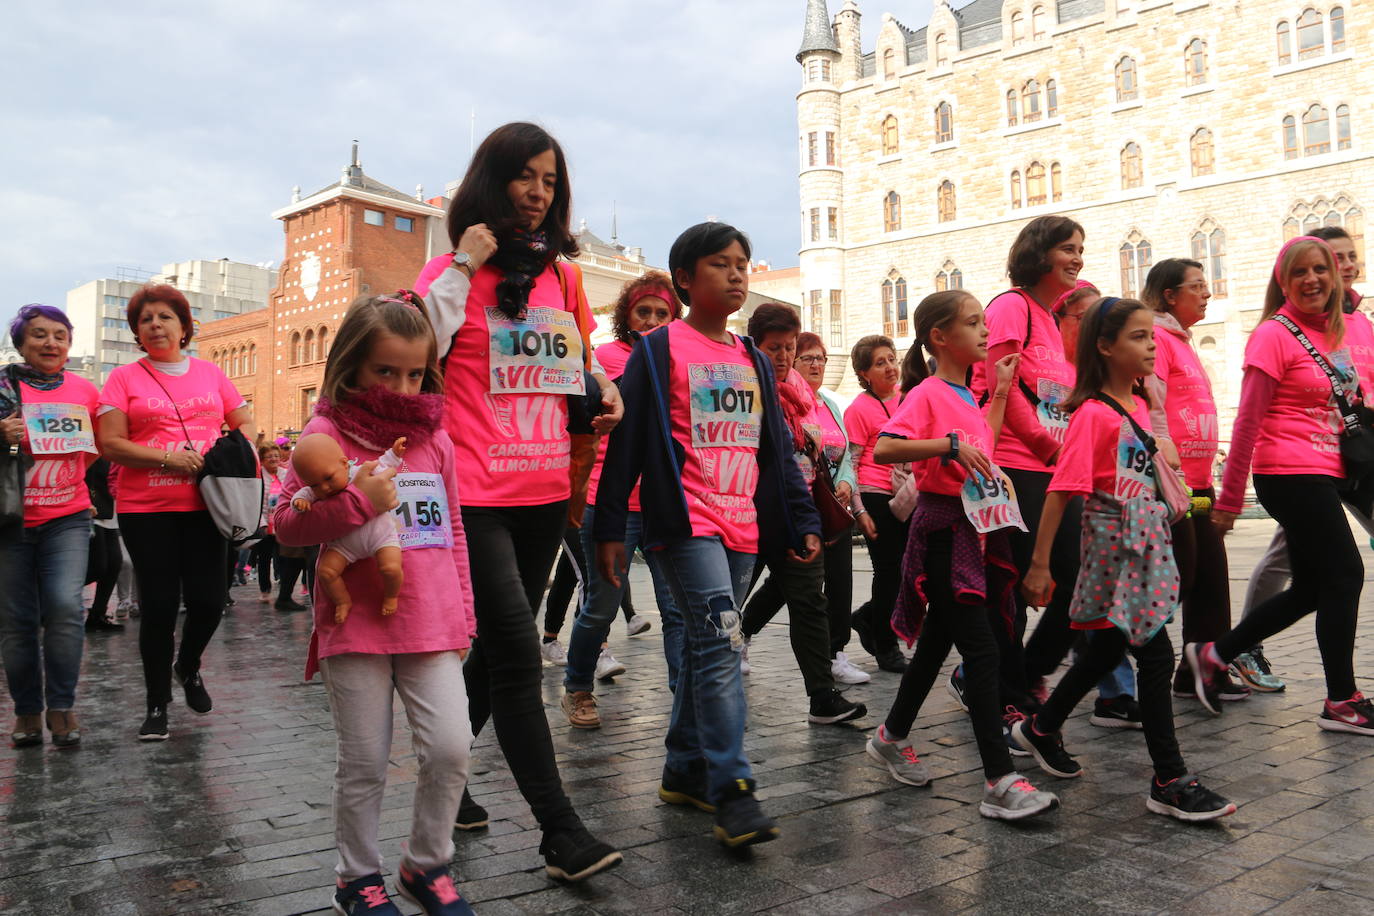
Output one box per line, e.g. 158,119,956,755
290,432,406,622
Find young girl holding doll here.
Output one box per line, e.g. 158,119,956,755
863,290,1058,821
273,291,477,916
1014,297,1235,823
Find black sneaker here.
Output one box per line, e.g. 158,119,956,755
807,689,867,725
1146,774,1237,822
173,664,213,714
453,788,489,831
333,873,401,914
85,613,124,631
850,608,875,655
875,647,908,674
713,778,779,848
1090,695,1143,730
275,597,308,612
539,827,622,882
138,706,169,742
947,667,968,712
1012,718,1082,779
395,862,474,915
658,763,715,812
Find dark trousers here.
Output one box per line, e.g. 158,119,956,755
884,529,1013,781
1172,487,1231,645
1217,474,1362,700
744,533,853,655
253,535,277,595
545,529,632,635
1004,467,1084,690
856,492,904,653
120,510,228,708
460,502,581,834
276,554,304,602
1038,625,1187,781
86,526,123,619
740,548,835,696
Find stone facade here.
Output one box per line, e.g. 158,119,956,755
797,0,1370,433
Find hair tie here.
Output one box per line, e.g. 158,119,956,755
377,290,423,311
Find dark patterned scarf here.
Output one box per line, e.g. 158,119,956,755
315,386,444,452
0,363,65,417
488,228,554,319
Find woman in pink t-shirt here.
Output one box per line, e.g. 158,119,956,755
1189,238,1374,735
251,443,288,604
0,305,100,749
414,122,624,882
97,284,254,741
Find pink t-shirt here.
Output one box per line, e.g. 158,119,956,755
585,339,641,512
1152,325,1220,489
814,394,848,472
783,369,822,485
1343,309,1374,396
845,391,901,493
423,259,591,507
668,321,764,552
99,358,244,514
880,377,994,497
1243,304,1355,478
16,374,101,527
1050,396,1156,499
973,290,1075,473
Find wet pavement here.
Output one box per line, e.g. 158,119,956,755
3,518,1374,915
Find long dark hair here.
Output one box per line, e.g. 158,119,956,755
1064,296,1149,411
446,122,578,258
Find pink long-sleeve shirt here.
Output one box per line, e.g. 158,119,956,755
273,414,476,679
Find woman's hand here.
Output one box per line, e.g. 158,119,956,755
165,449,203,475
1211,509,1237,534
1,413,24,447
857,512,877,541
592,377,623,434
834,481,853,504
993,353,1021,394
354,460,398,514
955,440,995,485
1021,563,1055,607
456,223,498,272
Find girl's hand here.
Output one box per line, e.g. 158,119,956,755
354,460,398,514
834,481,853,504
787,533,823,565
1,413,24,447
857,512,878,541
993,353,1021,393
1021,564,1054,607
592,378,623,434
597,541,627,588
456,223,498,272
955,440,995,485
1212,509,1237,534
165,449,203,475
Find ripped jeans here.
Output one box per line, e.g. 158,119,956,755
644,536,755,803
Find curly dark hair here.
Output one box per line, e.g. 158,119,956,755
610,271,679,342
1006,215,1085,289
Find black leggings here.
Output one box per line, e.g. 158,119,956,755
544,529,632,636
86,526,123,619
1216,474,1362,700
253,535,277,595
120,510,228,708
883,529,1012,782
461,502,581,834
1037,625,1186,781
1171,487,1231,645
857,492,904,654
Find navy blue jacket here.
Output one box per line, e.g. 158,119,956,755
592,325,822,558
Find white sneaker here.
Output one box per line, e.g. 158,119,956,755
626,614,652,636
831,652,871,685
595,648,626,680
115,599,132,623
541,640,568,666
740,638,751,676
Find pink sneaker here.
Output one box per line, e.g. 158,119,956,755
1182,642,1225,716
1318,692,1374,736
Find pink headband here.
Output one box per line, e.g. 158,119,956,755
1274,236,1333,285
629,288,679,313
1052,279,1098,314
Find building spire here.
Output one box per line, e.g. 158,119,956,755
797,0,839,61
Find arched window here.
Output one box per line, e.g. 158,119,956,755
935,262,964,291
883,191,901,232
1026,161,1047,206
1303,103,1330,155
250,343,257,375
1276,21,1292,64
938,180,956,222
1283,216,1301,240
1190,219,1228,297
1337,104,1351,150
1185,38,1207,86
318,327,329,358
1032,5,1047,40
1010,170,1022,209
304,329,316,363
935,102,953,143
882,114,899,154
894,277,909,335
1121,142,1143,188
1050,161,1063,202
1119,231,1153,298
1045,79,1058,117
1115,56,1138,102
1010,11,1026,45
1191,128,1214,176
1022,79,1041,122
881,279,895,336
290,331,302,366
1297,8,1323,59
883,47,896,79
934,32,949,67
1331,6,1345,51
1006,90,1019,126
1283,114,1299,159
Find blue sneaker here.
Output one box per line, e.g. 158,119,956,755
396,863,474,915
333,874,400,915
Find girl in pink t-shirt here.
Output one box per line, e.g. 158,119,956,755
862,290,1057,821
1192,237,1374,737
271,292,478,914
1017,297,1235,823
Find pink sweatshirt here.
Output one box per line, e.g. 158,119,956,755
273,414,476,679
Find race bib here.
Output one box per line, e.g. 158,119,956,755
22,403,97,456
1115,420,1156,501
689,362,763,449
960,464,1028,533
1035,379,1071,442
1328,347,1359,402
391,473,453,550
487,307,585,395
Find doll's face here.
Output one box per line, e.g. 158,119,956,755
292,436,351,496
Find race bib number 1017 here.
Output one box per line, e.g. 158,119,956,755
688,362,763,449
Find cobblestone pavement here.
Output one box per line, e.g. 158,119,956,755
4,518,1374,915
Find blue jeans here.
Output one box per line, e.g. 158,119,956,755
644,536,755,803
1097,657,1136,700
0,510,92,714
565,507,680,693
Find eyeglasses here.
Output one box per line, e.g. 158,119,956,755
1173,281,1210,293
796,355,828,365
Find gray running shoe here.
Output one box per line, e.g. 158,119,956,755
980,771,1060,821
865,731,931,786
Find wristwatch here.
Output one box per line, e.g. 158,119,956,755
941,432,960,465
451,250,474,277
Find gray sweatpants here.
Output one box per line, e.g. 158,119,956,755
320,651,472,881
1240,530,1290,652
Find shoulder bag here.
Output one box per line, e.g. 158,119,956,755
0,366,35,528
1090,393,1191,523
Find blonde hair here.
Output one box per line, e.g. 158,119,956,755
320,291,443,404
1260,238,1345,346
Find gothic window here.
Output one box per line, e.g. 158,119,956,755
1297,8,1323,60
1051,161,1063,201
1007,90,1019,126
1185,38,1207,86
1032,5,1047,40
1277,21,1292,64
809,208,820,242
1283,115,1299,159
250,343,258,374
1337,104,1351,150
1303,103,1330,155
935,33,949,67
305,329,316,363
938,180,956,222
825,131,836,165
1011,11,1026,45
1119,231,1153,298
1115,56,1138,103
935,102,953,143
318,328,328,359
1190,219,1228,297
1121,142,1143,189
827,207,838,240
1022,79,1041,122
1332,6,1345,51
1026,161,1047,206
1191,128,1214,176
1046,79,1058,117
882,115,899,154
1285,197,1366,274
883,47,896,79
290,331,302,366
881,280,894,336
1011,170,1023,208
884,191,901,231
935,262,964,291
894,276,909,336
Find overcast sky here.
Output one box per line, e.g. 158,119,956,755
2,0,931,331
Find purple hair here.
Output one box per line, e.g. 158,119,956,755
10,304,73,349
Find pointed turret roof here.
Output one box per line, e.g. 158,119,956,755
797,0,839,61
